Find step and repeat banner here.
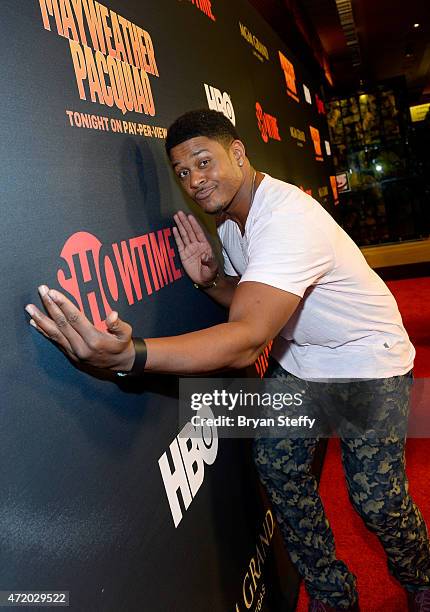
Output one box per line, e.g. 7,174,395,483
0,1,335,610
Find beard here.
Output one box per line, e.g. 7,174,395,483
205,200,225,215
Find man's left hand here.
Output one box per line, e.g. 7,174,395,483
25,286,135,372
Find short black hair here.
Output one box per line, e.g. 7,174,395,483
165,109,240,157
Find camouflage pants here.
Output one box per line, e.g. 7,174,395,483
253,360,430,608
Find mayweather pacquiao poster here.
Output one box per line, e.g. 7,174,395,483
0,1,333,610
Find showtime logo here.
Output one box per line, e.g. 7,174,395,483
181,0,216,21
315,94,326,115
56,230,182,331
254,341,273,378
204,84,236,125
299,185,313,196
159,405,218,527
256,103,281,143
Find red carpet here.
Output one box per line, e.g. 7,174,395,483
296,277,430,611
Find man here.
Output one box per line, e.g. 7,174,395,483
25,109,430,611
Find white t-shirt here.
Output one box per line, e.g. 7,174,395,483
217,174,415,380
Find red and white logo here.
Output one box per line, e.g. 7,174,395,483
315,94,326,115
56,229,182,331
180,0,216,21
256,103,281,143
299,186,313,197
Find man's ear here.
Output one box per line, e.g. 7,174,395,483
230,139,246,166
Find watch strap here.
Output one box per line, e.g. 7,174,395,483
117,337,147,377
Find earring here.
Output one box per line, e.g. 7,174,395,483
239,161,243,167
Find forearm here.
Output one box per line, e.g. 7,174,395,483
143,321,262,374
203,275,240,308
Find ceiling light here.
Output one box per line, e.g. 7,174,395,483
414,23,420,28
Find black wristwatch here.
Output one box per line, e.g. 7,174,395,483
116,337,147,377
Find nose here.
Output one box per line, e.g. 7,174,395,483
189,169,206,190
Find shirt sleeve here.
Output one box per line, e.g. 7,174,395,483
240,208,334,298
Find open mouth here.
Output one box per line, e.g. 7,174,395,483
195,186,216,201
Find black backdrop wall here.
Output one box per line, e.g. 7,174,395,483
0,1,335,610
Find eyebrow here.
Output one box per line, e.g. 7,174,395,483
172,149,210,168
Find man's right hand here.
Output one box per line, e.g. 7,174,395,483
173,211,219,286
